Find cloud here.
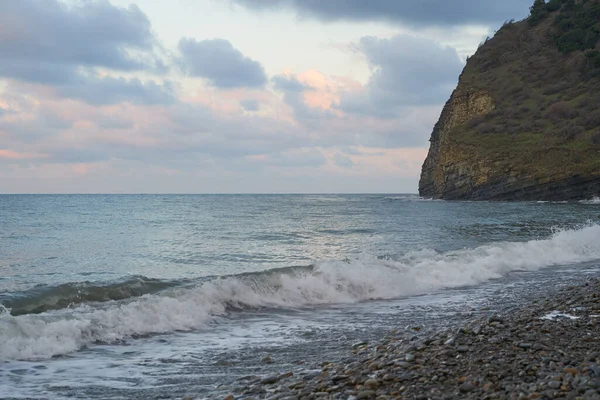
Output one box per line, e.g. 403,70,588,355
231,0,530,28
95,114,135,130
0,0,161,83
340,146,363,156
45,148,111,164
240,99,260,111
162,102,311,158
338,34,463,118
250,148,327,168
268,68,443,149
4,75,176,107
272,75,311,92
56,75,176,106
0,0,172,106
268,65,445,148
0,1,464,193
272,74,334,126
0,149,47,161
334,153,354,168
178,38,267,88
0,83,430,191
0,63,75,86
0,107,73,143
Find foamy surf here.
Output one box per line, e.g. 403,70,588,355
1,224,599,361
580,196,600,204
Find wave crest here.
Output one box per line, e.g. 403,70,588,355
0,276,176,316
580,196,600,204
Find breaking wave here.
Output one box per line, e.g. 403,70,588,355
1,224,599,360
580,196,600,204
0,276,178,316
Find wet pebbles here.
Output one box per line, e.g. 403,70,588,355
214,277,600,399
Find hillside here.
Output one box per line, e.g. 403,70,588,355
419,0,600,200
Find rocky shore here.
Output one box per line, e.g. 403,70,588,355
215,277,600,400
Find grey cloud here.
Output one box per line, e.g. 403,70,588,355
157,103,310,158
96,115,135,130
0,0,171,106
0,0,160,82
240,99,260,111
257,149,327,168
340,146,362,156
232,0,530,28
338,34,463,118
3,69,176,106
272,75,333,127
0,109,73,143
0,62,75,85
57,75,176,106
272,75,311,92
178,38,267,88
168,104,218,135
334,153,354,168
271,73,435,147
47,148,111,164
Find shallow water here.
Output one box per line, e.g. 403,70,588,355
0,194,599,398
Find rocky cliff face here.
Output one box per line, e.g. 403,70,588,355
419,0,600,201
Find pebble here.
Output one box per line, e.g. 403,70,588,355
210,277,600,400
363,379,380,388
459,382,477,393
565,367,579,375
302,371,322,380
261,355,274,364
548,381,561,389
368,362,379,370
357,390,376,399
331,375,348,382
279,372,293,380
261,376,279,385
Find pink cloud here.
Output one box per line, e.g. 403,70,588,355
294,69,360,113
0,149,47,160
0,60,436,194
182,86,277,114
321,146,429,177
71,163,89,175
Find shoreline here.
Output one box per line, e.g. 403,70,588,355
217,277,600,399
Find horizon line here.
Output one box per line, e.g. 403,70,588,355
0,192,419,195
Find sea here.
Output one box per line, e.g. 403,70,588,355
1,194,599,399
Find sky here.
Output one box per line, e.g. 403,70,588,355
0,0,531,193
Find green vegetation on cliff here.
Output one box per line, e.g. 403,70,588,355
419,0,600,200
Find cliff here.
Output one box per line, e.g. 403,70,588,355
419,0,600,201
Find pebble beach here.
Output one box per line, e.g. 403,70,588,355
218,277,600,400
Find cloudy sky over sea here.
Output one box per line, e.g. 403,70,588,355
0,0,530,193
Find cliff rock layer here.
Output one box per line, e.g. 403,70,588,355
419,0,600,200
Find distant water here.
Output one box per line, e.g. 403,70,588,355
1,194,599,398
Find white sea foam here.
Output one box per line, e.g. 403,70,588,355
541,311,580,320
580,196,600,204
1,224,599,360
